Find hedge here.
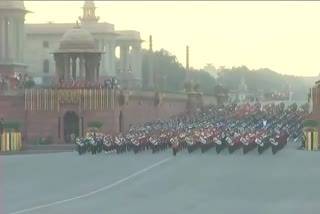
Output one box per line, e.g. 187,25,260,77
87,121,103,129
303,120,318,128
3,121,21,132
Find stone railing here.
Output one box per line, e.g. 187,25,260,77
24,88,117,112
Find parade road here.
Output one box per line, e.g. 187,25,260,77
2,142,320,214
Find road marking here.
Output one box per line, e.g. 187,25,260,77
7,157,173,214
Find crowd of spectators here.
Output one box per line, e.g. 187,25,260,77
52,78,119,90
0,72,28,91
264,91,287,101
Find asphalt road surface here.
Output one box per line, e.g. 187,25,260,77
2,142,320,214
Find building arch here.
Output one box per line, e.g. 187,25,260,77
63,111,79,144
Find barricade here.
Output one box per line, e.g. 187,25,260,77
1,132,22,152
304,129,318,151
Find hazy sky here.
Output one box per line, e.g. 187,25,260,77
24,1,320,77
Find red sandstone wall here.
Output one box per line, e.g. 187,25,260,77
83,110,118,135
0,95,26,132
121,98,156,131
0,96,25,120
0,92,217,144
25,111,59,143
26,107,118,143
158,95,188,119
120,93,188,132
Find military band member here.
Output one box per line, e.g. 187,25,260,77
73,101,307,157
75,138,85,155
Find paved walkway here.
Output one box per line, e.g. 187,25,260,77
2,142,320,214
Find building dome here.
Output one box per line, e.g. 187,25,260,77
59,26,96,50
0,1,26,10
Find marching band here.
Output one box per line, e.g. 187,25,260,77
75,102,308,156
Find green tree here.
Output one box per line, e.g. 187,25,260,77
217,66,311,100
213,84,228,96
141,49,217,95
141,49,185,92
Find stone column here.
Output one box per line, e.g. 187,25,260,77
120,44,129,72
16,18,21,62
96,55,101,80
92,55,99,81
90,56,95,81
109,42,116,77
54,54,63,81
128,46,132,72
99,39,105,77
7,17,17,62
79,55,85,80
132,44,142,82
71,56,77,80
69,57,72,79
84,56,88,80
4,17,9,61
14,18,19,60
100,40,105,76
76,57,79,79
64,55,70,80
0,16,4,62
84,55,93,81
7,17,12,62
89,55,98,81
148,50,154,89
19,15,25,63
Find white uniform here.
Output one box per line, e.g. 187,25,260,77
263,120,267,128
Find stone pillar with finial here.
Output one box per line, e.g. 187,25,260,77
184,45,193,92
148,35,154,90
185,45,204,112
185,45,191,83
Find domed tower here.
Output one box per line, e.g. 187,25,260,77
52,24,104,81
0,1,29,74
78,1,100,26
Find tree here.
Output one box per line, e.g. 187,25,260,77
141,49,185,92
184,82,193,92
213,84,228,96
217,66,311,100
141,49,217,95
193,83,200,92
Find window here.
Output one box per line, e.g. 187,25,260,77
43,41,49,48
43,59,49,73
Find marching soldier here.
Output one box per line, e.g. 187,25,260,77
75,138,85,155
301,134,306,149
74,101,308,157
171,136,179,156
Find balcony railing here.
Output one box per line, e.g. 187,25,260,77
24,88,116,112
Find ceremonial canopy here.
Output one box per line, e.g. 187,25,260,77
52,25,104,82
